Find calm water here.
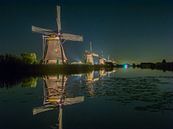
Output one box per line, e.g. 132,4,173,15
0,68,173,129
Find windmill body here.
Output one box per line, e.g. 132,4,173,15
85,42,95,65
85,51,94,65
85,51,101,65
99,51,106,65
32,5,83,64
99,57,106,65
43,37,67,64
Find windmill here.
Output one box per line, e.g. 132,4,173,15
85,42,94,65
98,51,106,65
85,42,99,65
32,5,83,64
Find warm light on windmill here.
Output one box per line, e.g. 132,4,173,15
32,4,83,64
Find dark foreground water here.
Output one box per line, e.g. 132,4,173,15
0,68,173,129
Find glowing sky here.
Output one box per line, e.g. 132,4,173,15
0,0,173,63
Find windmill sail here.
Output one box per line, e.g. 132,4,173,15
90,41,92,52
33,105,56,115
61,33,83,42
92,53,99,57
56,6,61,32
33,96,84,115
32,25,55,35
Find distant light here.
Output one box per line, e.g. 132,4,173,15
123,64,128,69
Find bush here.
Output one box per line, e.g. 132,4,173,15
21,53,38,64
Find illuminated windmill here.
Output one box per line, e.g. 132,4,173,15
99,57,106,65
85,42,106,65
99,51,106,65
85,42,99,65
32,5,83,64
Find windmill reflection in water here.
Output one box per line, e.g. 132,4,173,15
85,69,111,96
33,75,84,129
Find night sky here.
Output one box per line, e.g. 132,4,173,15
0,0,173,63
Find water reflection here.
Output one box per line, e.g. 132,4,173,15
33,75,84,129
21,77,38,88
87,76,173,112
0,75,38,88
85,69,115,96
86,71,99,96
32,69,113,129
1,69,173,129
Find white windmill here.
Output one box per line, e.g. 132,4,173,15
99,51,106,65
85,42,103,65
32,4,83,64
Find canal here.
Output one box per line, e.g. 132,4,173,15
0,68,173,129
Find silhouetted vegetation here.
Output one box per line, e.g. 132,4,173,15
0,74,38,88
133,59,173,71
21,53,38,64
0,54,25,65
0,54,114,88
0,54,113,75
0,53,38,67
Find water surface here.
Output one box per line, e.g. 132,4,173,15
0,68,173,129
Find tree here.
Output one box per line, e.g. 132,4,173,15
21,53,38,64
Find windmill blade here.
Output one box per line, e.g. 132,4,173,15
63,96,84,105
56,6,61,32
61,33,83,42
33,105,56,115
92,53,99,57
90,41,93,52
101,57,106,60
32,25,55,35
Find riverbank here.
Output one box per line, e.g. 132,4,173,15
134,62,173,72
0,63,114,76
